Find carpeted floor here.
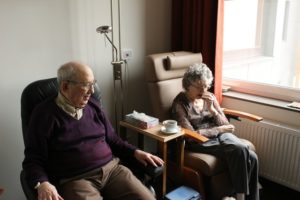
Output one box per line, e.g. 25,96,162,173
259,177,300,200
155,176,300,199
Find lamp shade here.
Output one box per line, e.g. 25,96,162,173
96,25,112,34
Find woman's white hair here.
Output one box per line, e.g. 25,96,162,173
182,63,214,90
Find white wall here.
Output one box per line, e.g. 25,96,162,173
0,0,171,199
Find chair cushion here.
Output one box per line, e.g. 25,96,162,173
184,150,226,177
147,78,182,120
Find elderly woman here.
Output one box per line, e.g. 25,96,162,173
171,63,259,200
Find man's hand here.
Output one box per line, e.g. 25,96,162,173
134,149,164,167
37,181,64,200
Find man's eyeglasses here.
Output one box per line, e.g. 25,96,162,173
67,80,97,90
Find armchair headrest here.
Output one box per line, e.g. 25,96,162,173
145,51,202,82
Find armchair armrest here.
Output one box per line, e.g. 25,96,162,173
223,108,263,122
182,128,209,143
121,156,163,179
180,109,263,143
141,164,164,178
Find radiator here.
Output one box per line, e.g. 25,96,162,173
231,119,300,192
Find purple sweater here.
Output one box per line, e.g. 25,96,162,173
22,97,136,187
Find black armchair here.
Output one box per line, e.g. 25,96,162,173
20,78,163,200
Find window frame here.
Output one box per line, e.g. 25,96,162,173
223,78,300,102
223,0,263,55
222,0,300,103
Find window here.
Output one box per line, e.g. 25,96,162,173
223,0,300,102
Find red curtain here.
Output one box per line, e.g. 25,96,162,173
171,0,224,102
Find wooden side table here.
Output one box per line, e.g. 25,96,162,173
119,121,185,199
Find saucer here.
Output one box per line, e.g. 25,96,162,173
160,126,180,135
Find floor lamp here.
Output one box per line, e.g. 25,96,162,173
96,25,125,133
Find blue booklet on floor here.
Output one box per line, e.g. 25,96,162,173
165,185,201,200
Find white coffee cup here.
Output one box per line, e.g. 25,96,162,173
162,120,178,132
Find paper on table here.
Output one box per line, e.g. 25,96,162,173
124,110,159,129
132,110,153,121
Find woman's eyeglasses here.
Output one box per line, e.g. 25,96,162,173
190,83,210,90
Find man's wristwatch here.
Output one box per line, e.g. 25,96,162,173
34,182,41,189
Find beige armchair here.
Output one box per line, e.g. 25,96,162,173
145,51,262,200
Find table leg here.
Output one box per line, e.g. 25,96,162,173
119,125,127,140
161,142,167,199
177,137,185,183
138,134,144,149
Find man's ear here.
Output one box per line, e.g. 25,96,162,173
61,81,69,92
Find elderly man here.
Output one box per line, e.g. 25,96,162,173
23,61,163,200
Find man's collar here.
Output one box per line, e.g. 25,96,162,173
55,92,83,120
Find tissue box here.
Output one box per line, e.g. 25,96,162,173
124,112,159,129
165,186,201,200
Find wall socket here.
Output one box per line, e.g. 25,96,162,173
122,49,133,60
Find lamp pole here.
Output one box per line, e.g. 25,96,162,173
96,25,125,134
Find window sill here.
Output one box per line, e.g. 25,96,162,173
223,78,300,103
222,91,300,114
223,55,273,68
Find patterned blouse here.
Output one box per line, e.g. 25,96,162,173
171,92,230,138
